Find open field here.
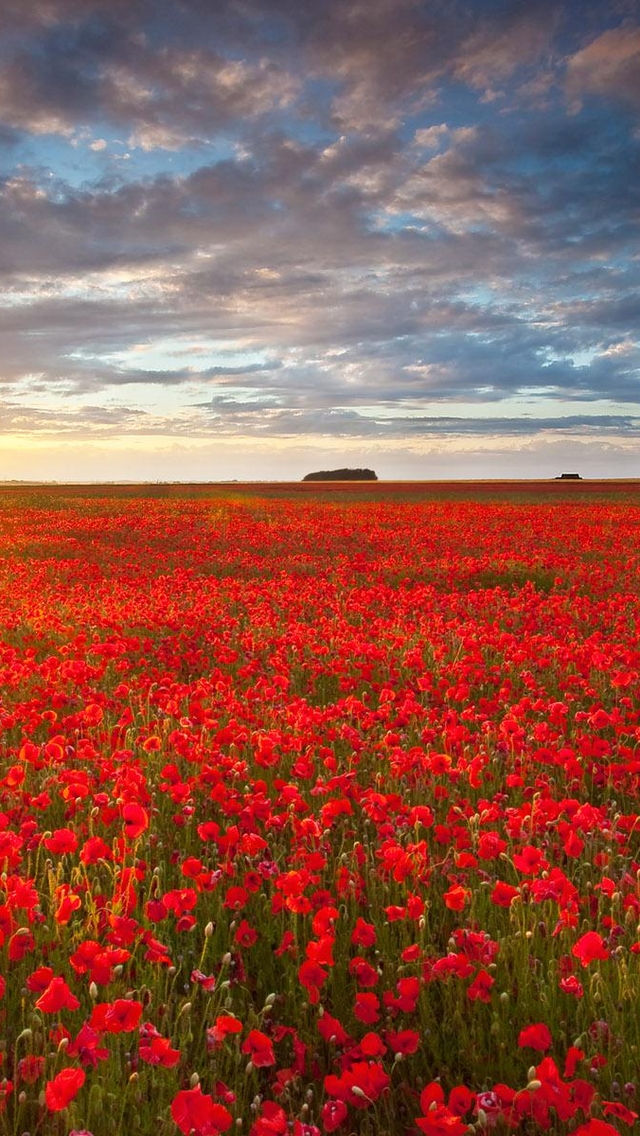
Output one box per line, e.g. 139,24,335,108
2,479,640,502
0,483,639,1135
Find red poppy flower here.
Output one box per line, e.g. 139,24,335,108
321,1099,348,1132
35,976,80,1013
351,918,376,947
45,1067,85,1112
354,993,380,1024
360,1031,387,1057
17,1055,45,1084
443,885,470,911
90,998,143,1033
234,919,258,947
207,1015,243,1049
44,828,78,855
573,1122,622,1136
241,1029,276,1068
8,929,35,962
298,959,328,1004
386,1028,420,1055
572,932,609,967
26,965,55,992
416,1105,469,1136
139,1035,181,1068
79,836,113,864
490,881,520,907
602,1102,639,1125
518,1023,553,1052
448,1086,474,1116
466,969,494,1003
251,1100,288,1135
170,1085,233,1136
324,1061,390,1110
559,975,584,998
122,802,149,840
67,1023,110,1068
349,956,380,987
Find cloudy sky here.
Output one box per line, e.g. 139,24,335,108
1,0,639,481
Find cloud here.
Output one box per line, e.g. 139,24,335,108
452,4,561,97
0,0,638,477
566,25,640,111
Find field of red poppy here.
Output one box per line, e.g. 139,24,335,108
0,482,639,1136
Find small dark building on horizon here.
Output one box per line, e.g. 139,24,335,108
556,473,582,480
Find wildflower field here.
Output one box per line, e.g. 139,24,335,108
1,481,639,1136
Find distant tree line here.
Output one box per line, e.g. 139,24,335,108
302,468,378,482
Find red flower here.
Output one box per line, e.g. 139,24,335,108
324,1061,390,1109
466,969,494,1003
518,1023,553,1052
17,1055,45,1084
250,1100,287,1135
35,976,80,1013
353,993,380,1024
416,1105,469,1136
316,1011,349,1045
533,1056,576,1123
234,919,258,947
45,1067,85,1112
448,1086,474,1116
491,881,520,907
90,999,143,1033
572,932,609,967
349,957,379,987
386,1028,420,1055
26,965,55,992
170,1085,233,1136
559,975,584,997
44,828,78,855
573,1122,623,1136
298,960,328,1004
207,1015,243,1049
359,1031,387,1057
242,1029,276,1068
321,1099,348,1132
351,918,376,947
67,1023,110,1068
139,1035,181,1067
602,1102,639,1125
122,802,149,840
443,885,470,911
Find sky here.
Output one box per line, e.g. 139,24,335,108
0,0,639,481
